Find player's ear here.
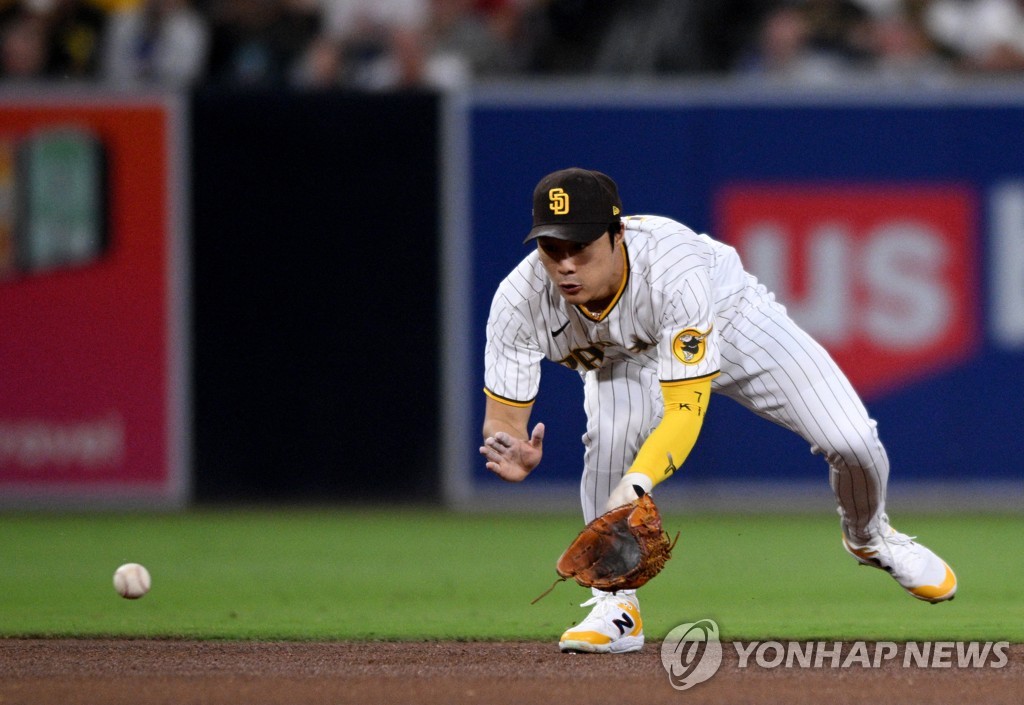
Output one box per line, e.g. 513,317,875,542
609,219,623,248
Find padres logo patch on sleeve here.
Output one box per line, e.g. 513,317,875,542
671,326,712,365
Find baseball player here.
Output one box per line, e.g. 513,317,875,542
479,167,957,654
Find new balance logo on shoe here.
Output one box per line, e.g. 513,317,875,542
612,612,634,636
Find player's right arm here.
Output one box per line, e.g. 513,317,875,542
481,261,548,482
480,395,545,482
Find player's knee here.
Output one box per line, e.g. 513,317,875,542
813,422,884,473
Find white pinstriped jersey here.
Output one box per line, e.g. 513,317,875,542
484,215,752,402
485,213,888,531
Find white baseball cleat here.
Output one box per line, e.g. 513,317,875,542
843,522,957,603
559,590,644,654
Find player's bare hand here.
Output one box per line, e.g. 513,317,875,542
479,423,545,482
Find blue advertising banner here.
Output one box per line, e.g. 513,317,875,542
455,85,1024,508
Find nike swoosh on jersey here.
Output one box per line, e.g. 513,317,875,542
551,320,571,337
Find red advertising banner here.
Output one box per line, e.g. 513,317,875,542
0,92,188,506
716,184,979,399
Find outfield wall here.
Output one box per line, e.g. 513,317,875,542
188,89,442,504
0,91,190,509
1,83,1022,510
0,88,443,508
444,81,1024,513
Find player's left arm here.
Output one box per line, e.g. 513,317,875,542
605,375,714,509
607,263,719,509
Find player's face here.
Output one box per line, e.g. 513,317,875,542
536,231,624,309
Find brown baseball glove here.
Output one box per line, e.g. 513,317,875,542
532,492,679,603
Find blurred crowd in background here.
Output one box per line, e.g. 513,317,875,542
1,0,1024,90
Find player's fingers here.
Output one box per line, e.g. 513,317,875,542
492,432,518,450
484,460,528,483
483,435,508,454
480,443,503,462
530,422,545,447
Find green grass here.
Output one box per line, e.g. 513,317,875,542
0,509,1020,642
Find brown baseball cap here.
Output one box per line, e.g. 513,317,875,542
524,167,622,244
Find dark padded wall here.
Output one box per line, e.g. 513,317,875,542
190,89,441,502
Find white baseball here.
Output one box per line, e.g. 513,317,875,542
113,563,151,599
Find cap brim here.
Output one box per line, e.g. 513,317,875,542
523,222,608,244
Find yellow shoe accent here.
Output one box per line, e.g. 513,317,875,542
558,630,612,645
843,536,879,562
907,563,957,603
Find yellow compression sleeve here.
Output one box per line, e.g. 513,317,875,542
628,376,715,487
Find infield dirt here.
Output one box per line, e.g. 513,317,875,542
1,639,1021,705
